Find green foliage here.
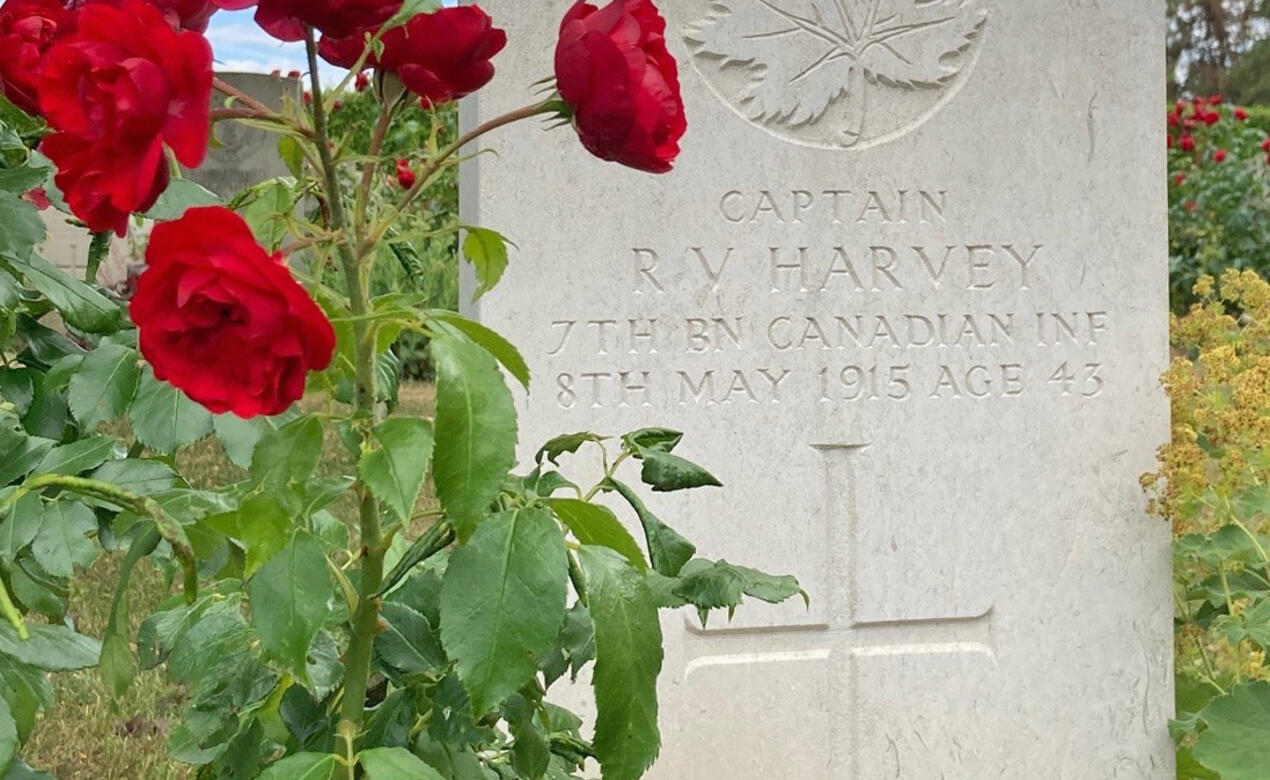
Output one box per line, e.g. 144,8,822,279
1168,102,1270,310
0,45,805,780
1147,270,1270,777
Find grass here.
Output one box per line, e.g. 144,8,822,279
23,384,436,779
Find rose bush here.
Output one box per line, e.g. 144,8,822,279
0,0,803,777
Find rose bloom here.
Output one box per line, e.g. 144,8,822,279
1180,135,1196,152
147,0,221,31
1235,107,1249,121
554,0,686,173
0,0,76,115
1214,149,1227,163
132,207,336,418
213,0,399,41
319,6,506,106
38,0,212,234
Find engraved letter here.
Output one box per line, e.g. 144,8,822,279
720,190,745,223
1003,244,1043,290
633,248,664,294
967,245,996,290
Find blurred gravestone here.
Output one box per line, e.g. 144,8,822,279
187,72,299,199
464,0,1174,777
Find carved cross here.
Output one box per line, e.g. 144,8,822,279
681,442,996,774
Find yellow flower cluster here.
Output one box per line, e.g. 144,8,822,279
1147,271,1270,689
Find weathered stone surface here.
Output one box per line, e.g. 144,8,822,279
463,1,1172,776
187,72,298,199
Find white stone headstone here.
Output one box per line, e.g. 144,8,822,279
463,1,1173,777
187,72,299,199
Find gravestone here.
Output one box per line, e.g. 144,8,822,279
187,72,298,199
462,1,1173,777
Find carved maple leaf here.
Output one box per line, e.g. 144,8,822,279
685,0,987,139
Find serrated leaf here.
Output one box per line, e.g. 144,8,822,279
0,655,52,744
462,226,511,301
622,428,682,455
374,602,445,679
439,508,567,714
0,696,17,773
213,413,276,469
32,436,115,476
250,415,324,489
360,417,434,521
88,459,177,496
360,747,446,779
432,334,517,541
6,252,120,332
1193,681,1270,780
427,311,530,390
248,530,333,678
255,752,338,780
142,178,219,221
548,498,647,572
637,450,722,493
0,622,100,671
606,479,695,577
0,494,43,565
129,370,214,453
205,495,293,579
67,344,140,428
578,545,662,780
537,432,606,466
31,499,98,578
0,190,43,262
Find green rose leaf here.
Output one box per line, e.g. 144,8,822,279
0,623,101,671
205,495,293,580
248,530,333,679
250,415,324,489
254,752,338,780
31,436,115,477
31,499,98,578
0,190,44,262
67,343,140,429
461,226,511,301
142,179,219,221
548,498,647,572
359,747,446,780
0,696,17,774
87,459,177,497
536,432,606,466
606,478,695,577
426,310,530,390
0,494,43,565
440,508,567,714
360,417,434,521
1193,681,1270,780
432,334,517,541
129,370,214,453
578,545,663,780
374,602,446,679
5,253,120,333
637,450,722,493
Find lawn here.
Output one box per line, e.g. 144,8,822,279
23,385,437,779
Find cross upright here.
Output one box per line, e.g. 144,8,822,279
680,442,998,777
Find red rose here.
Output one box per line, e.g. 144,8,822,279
0,0,76,116
132,207,335,418
213,0,399,42
355,71,369,91
1202,111,1220,126
1172,173,1186,187
1214,149,1227,163
22,187,50,209
1235,107,1249,121
1262,139,1270,153
554,0,686,173
137,0,220,31
395,158,415,189
1166,134,1174,148
1180,135,1196,152
319,6,506,107
38,0,211,234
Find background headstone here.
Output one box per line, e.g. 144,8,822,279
186,72,298,199
463,1,1173,776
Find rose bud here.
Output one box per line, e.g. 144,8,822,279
355,71,369,91
554,0,687,173
1180,135,1196,152
131,206,335,418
